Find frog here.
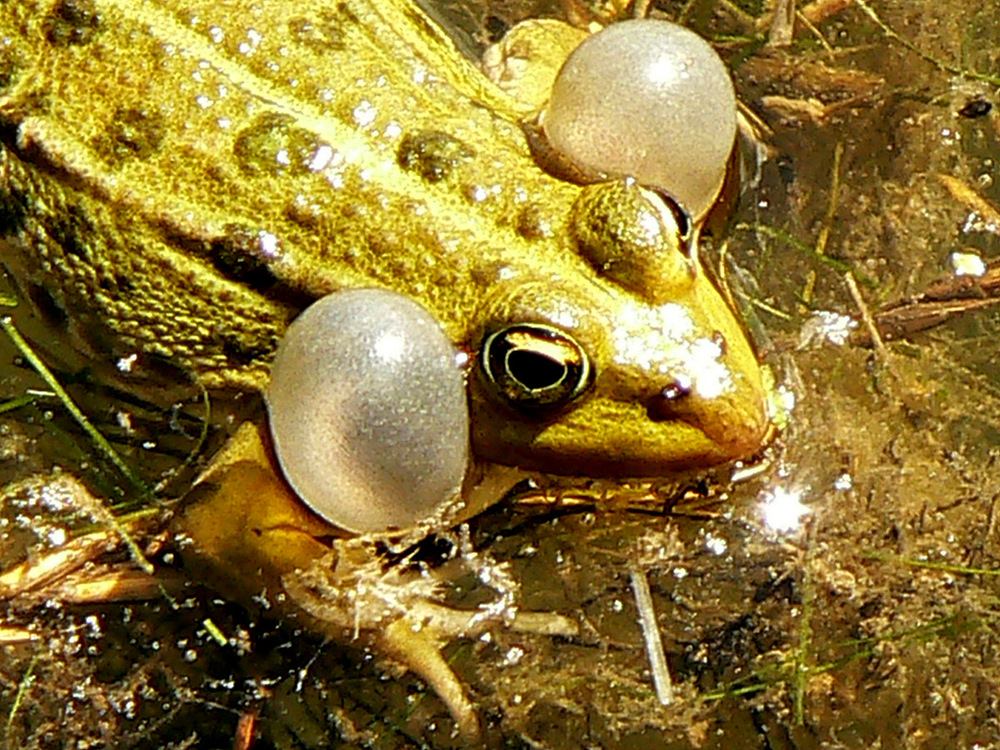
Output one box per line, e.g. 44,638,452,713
0,0,771,737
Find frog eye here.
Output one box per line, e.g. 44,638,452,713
265,289,469,534
648,187,693,249
539,19,737,222
481,324,592,410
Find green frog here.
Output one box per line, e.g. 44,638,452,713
0,0,771,736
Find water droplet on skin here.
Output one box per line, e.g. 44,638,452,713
233,112,322,175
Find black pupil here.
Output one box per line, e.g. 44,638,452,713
508,349,565,391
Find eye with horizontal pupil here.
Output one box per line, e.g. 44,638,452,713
482,325,592,409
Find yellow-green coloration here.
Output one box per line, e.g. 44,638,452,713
0,0,769,479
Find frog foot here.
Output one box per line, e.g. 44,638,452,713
282,540,579,740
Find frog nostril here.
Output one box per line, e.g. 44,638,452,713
712,330,728,355
646,380,692,422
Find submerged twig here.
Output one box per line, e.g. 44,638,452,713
815,142,844,258
844,271,889,364
795,9,835,55
629,563,674,705
936,174,1000,229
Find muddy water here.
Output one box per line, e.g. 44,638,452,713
2,0,1000,747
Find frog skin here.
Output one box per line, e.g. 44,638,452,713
0,0,769,480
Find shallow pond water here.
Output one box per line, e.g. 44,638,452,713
2,0,1000,748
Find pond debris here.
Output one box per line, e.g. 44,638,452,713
629,562,674,706
854,0,1000,85
743,58,886,128
202,617,229,647
846,178,1000,344
767,0,795,47
0,528,120,600
844,270,889,365
233,710,258,750
0,314,154,575
46,568,184,604
937,173,1000,231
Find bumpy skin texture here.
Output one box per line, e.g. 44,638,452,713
0,0,769,477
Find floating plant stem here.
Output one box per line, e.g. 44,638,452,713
854,0,1000,85
0,314,154,575
5,653,38,738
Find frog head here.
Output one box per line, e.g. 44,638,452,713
469,179,769,476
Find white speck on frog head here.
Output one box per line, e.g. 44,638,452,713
238,28,262,56
353,100,377,128
257,231,280,258
308,144,334,171
612,301,731,398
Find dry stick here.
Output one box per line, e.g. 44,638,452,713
769,0,796,47
844,271,890,366
630,563,674,705
0,315,154,575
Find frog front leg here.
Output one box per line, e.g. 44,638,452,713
180,421,577,741
178,289,575,738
